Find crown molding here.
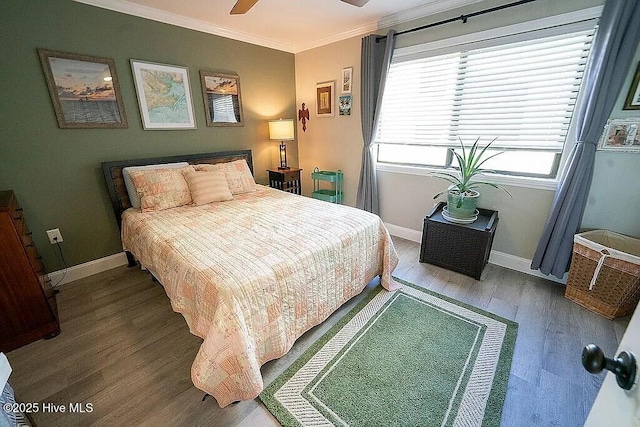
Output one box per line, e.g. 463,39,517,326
294,20,378,53
72,0,298,53
378,0,485,29
72,0,502,54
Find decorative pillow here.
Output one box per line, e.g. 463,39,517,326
183,170,233,205
128,166,194,212
122,162,190,209
195,160,256,195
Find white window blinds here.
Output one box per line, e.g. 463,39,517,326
375,24,595,152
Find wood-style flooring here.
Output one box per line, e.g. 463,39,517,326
6,237,631,426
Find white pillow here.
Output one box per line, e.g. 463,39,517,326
123,162,190,209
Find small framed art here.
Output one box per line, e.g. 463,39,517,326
130,60,196,130
37,49,127,129
598,119,640,152
341,67,353,93
623,62,640,110
200,71,244,127
316,81,335,117
339,95,352,116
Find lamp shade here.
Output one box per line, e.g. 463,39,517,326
268,119,295,140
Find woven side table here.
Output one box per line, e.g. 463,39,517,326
419,202,498,280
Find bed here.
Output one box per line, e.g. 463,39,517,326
102,150,398,407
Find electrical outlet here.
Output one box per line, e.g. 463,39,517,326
46,228,63,244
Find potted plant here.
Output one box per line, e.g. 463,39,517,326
432,137,511,220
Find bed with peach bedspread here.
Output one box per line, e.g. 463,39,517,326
119,183,398,407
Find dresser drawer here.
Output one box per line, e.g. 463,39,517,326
8,195,23,222
26,245,45,274
0,189,60,352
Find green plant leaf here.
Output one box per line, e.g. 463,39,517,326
470,137,498,171
432,137,512,200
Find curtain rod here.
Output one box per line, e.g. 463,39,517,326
376,0,537,42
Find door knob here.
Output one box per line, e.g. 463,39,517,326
582,344,637,391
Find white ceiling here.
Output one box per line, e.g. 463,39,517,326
73,0,486,53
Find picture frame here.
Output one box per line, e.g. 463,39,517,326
316,81,335,117
339,95,352,116
623,62,640,110
37,49,127,129
130,60,196,130
199,71,244,127
341,67,353,94
598,119,640,152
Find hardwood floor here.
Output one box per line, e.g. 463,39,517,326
6,237,631,426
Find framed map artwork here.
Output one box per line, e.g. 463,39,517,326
130,60,196,130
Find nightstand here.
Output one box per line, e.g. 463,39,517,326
267,168,302,195
419,201,498,280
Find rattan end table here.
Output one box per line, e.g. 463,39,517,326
419,201,499,280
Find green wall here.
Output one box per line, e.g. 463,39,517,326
0,0,296,271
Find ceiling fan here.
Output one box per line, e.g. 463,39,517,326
230,0,370,15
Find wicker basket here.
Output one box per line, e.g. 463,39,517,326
565,230,640,319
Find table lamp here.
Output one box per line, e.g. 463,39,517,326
269,119,295,170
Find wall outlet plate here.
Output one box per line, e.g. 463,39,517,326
46,228,63,244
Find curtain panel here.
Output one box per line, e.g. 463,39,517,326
356,30,396,214
531,0,640,278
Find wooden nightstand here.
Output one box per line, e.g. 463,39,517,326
267,168,302,195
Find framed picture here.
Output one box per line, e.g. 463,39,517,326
316,81,335,117
200,71,244,127
598,119,640,152
130,60,196,130
623,62,640,110
342,67,353,94
339,95,352,116
37,49,127,129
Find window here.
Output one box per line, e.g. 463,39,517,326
375,19,596,179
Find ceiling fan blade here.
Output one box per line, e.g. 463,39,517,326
341,0,370,6
230,0,259,14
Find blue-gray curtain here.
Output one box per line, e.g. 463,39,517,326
356,30,396,214
531,0,640,278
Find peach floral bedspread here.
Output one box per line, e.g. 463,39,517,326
121,185,398,407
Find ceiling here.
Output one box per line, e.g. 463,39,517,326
73,0,486,53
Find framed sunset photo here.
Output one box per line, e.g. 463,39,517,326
38,49,127,129
200,71,244,127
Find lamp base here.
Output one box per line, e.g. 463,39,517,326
277,166,291,170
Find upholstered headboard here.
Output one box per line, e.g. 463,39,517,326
101,150,253,229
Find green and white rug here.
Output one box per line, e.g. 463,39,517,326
260,278,518,427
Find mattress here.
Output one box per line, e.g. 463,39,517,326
121,185,398,406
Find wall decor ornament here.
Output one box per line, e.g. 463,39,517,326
316,81,335,117
623,62,640,110
342,67,353,93
598,118,640,152
298,102,310,132
37,49,127,129
200,71,244,127
130,60,196,130
339,95,352,116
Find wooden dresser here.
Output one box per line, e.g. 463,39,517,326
0,190,59,352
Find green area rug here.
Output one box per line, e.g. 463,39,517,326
259,277,518,427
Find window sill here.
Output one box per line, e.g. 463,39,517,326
375,162,559,191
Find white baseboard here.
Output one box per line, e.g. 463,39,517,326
384,223,422,243
47,225,567,287
384,222,566,284
49,252,128,287
488,250,567,284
